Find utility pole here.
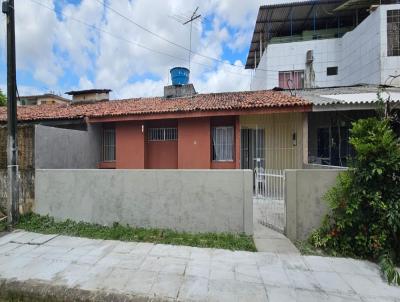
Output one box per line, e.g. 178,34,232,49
2,0,19,226
183,7,201,72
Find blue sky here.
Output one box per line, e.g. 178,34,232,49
0,0,277,99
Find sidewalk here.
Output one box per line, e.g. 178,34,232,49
253,201,299,254
1,230,399,301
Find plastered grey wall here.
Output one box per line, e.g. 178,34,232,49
34,169,253,235
35,124,101,169
285,169,345,241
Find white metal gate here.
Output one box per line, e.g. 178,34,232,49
254,169,286,233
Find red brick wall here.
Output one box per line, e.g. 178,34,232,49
0,125,34,170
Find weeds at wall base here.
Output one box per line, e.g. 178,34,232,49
15,213,257,252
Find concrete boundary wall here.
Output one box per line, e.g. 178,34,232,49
35,125,101,169
285,169,345,241
34,169,253,235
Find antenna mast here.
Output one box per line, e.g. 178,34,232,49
183,7,201,71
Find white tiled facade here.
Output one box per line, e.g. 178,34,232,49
251,4,400,90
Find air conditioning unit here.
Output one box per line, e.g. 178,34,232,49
306,50,313,63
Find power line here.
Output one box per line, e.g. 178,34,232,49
27,0,272,81
93,0,276,73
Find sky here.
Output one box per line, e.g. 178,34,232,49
0,0,288,99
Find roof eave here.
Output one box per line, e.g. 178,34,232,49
88,105,312,123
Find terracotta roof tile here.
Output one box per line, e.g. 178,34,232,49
0,90,310,122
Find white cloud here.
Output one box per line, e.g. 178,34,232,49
17,85,45,96
117,79,165,99
56,0,103,75
78,76,94,90
0,0,279,96
13,0,63,85
194,60,251,93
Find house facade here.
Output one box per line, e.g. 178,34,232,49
18,93,70,106
0,89,311,173
247,1,400,90
244,0,400,167
87,91,310,171
291,85,400,166
92,112,307,171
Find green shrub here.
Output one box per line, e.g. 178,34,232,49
311,116,400,285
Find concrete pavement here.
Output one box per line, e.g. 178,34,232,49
253,201,299,254
1,230,399,301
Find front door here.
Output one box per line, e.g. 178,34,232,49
241,128,265,193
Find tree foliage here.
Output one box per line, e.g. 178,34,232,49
311,114,400,285
0,89,6,106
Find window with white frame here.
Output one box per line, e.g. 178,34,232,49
102,127,115,161
212,126,234,161
148,128,177,141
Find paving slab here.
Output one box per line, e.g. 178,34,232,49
177,276,209,301
253,202,300,254
0,230,399,302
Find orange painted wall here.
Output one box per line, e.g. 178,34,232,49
178,118,211,169
146,141,178,169
112,116,239,169
116,121,145,168
145,120,178,169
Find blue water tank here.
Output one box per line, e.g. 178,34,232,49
170,67,190,85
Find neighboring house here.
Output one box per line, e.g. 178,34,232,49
18,93,70,106
284,84,400,166
246,0,400,90
65,89,111,103
245,0,400,167
0,83,311,174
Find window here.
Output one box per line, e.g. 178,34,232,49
148,128,177,141
212,127,234,161
387,9,400,56
316,126,354,166
327,66,338,76
102,127,115,161
317,128,330,159
278,70,304,89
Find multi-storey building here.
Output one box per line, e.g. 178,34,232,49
247,0,400,90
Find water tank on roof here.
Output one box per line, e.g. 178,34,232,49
170,67,190,85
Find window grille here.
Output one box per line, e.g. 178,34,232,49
212,126,234,161
278,70,304,89
103,127,115,161
388,9,400,56
148,128,177,141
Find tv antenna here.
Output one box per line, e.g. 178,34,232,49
182,7,201,71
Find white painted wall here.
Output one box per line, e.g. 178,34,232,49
380,4,400,86
251,4,400,90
